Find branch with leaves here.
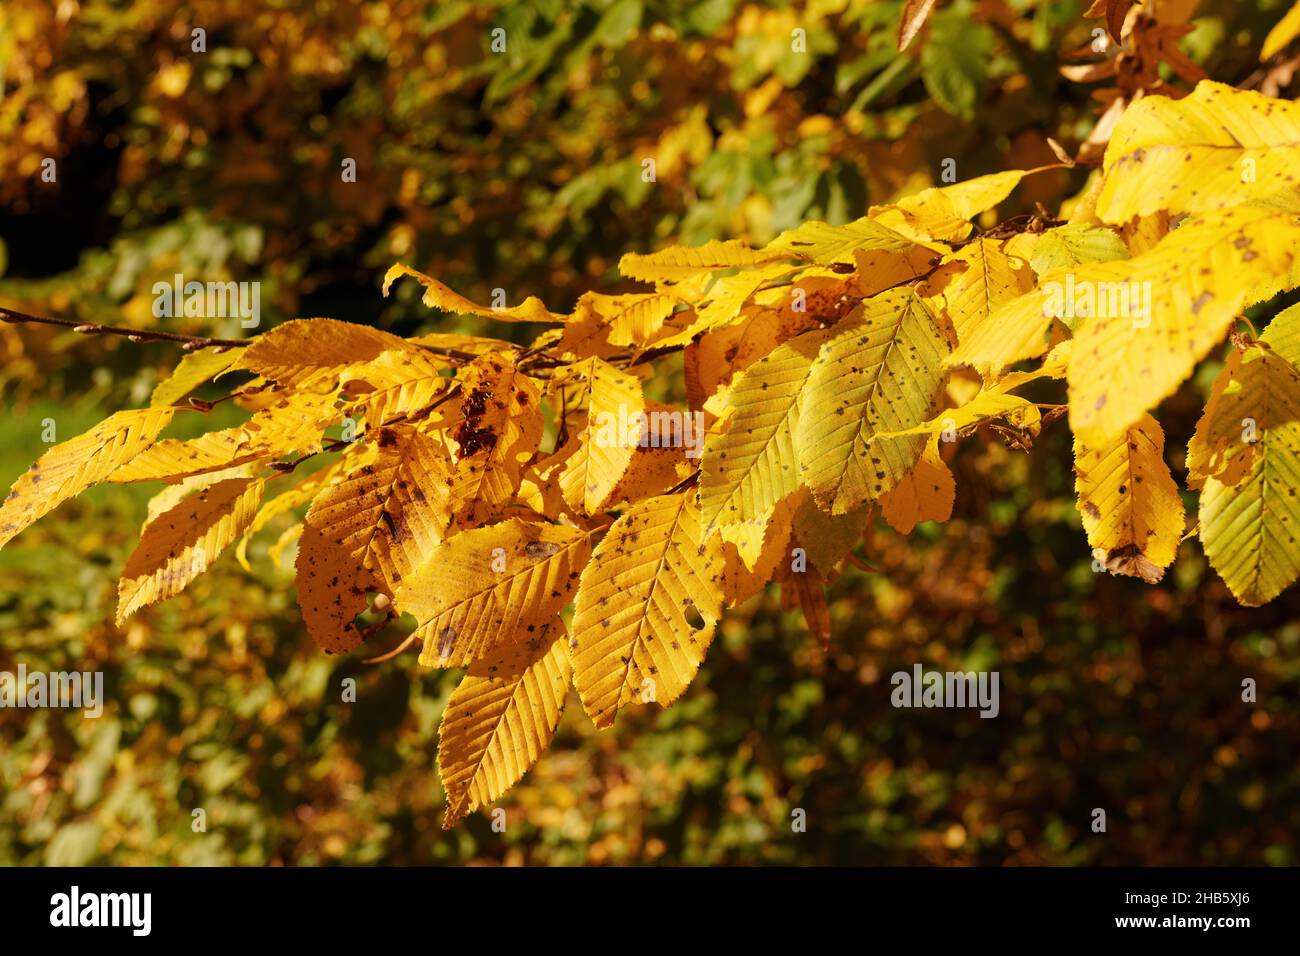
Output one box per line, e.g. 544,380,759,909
4,80,1300,827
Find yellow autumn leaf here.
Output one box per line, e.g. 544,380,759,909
983,338,1074,393
341,347,450,431
145,463,256,525
1027,224,1129,276
552,301,624,360
110,390,338,483
789,488,869,573
938,238,1037,344
880,434,955,534
1263,300,1300,365
1068,204,1300,442
573,291,679,348
1096,82,1300,224
437,621,571,828
296,425,455,653
448,352,544,528
945,227,1125,378
1263,1,1300,60
382,262,564,324
766,216,941,268
1190,324,1300,604
117,476,265,623
653,262,796,346
718,505,793,607
150,347,239,408
235,456,348,572
1184,346,1291,489
234,317,415,390
570,493,725,729
1200,422,1300,607
797,288,949,514
876,167,1055,242
394,519,592,667
874,389,1041,439
717,510,770,572
268,521,303,570
618,239,784,283
710,472,802,577
852,244,945,299
699,329,829,534
1073,413,1185,583
946,276,1067,378
686,294,824,405
603,400,695,508
0,407,175,550
1119,211,1172,256
555,357,644,515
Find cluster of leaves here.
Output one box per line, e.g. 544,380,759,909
7,0,1274,406
7,469,1296,865
5,62,1300,822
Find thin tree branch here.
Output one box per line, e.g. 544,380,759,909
0,304,250,349
0,304,494,367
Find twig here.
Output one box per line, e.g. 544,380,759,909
379,384,462,427
362,628,418,664
0,304,249,350
664,469,700,495
270,437,356,474
0,303,490,364
414,344,482,365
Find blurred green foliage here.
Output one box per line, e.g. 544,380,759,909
2,0,1299,864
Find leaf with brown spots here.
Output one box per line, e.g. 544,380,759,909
118,476,265,623
700,329,829,535
570,493,725,729
796,288,949,514
1067,204,1300,442
1193,335,1300,606
448,352,544,528
603,400,696,508
685,298,823,407
1073,413,1185,583
1097,82,1300,224
393,518,592,667
296,425,455,653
